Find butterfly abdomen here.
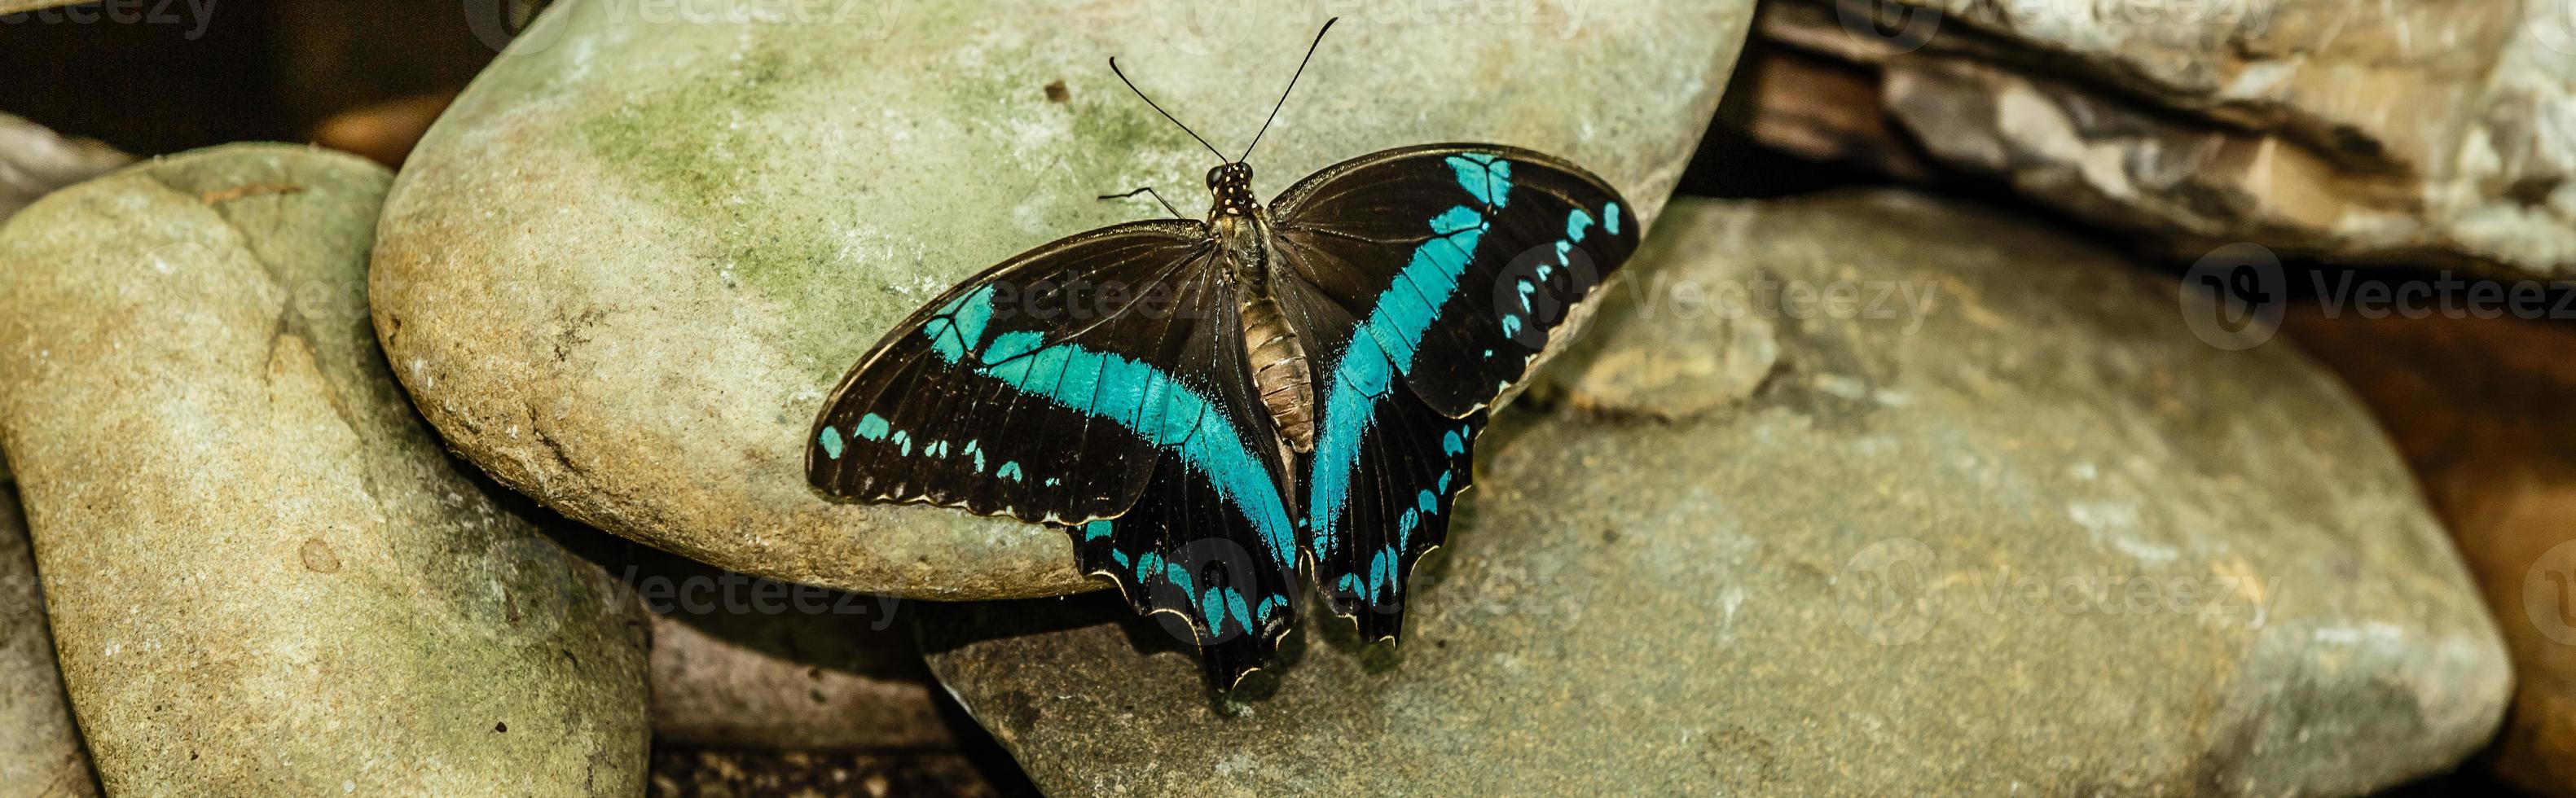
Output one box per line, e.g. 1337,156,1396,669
1214,204,1317,456
1240,293,1316,454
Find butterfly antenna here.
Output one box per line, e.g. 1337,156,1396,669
1110,56,1229,163
1237,16,1339,163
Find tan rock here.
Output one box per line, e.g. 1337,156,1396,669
0,144,649,795
1752,0,2574,275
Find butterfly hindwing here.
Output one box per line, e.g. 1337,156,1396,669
1267,144,1638,639
1074,432,1301,686
809,221,1303,683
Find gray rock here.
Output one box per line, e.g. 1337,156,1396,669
0,482,96,796
1753,0,2574,276
369,0,1755,599
920,193,2511,796
0,144,650,795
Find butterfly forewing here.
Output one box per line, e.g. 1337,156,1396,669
811,221,1212,522
1267,144,1640,638
1271,144,1642,417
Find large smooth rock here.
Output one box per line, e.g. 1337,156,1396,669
0,144,650,795
920,193,2510,796
371,0,1753,599
2284,309,2576,796
0,483,95,796
1751,0,2574,276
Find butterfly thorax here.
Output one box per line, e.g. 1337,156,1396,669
1207,162,1317,455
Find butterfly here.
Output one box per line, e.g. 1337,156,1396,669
807,19,1639,687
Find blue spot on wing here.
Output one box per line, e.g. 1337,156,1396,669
925,285,1000,362
982,330,1044,363
817,427,845,459
997,461,1024,481
855,414,890,441
1444,153,1512,208
1604,202,1622,235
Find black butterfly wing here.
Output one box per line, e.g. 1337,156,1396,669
807,221,1300,685
1265,144,1640,639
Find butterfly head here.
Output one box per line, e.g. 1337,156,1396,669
1207,162,1259,218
